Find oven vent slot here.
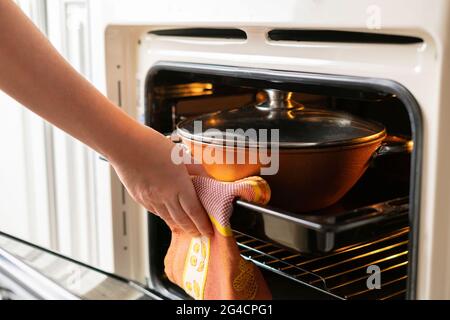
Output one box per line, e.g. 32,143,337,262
236,227,409,300
149,28,247,40
268,29,423,44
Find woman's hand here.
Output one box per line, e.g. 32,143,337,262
108,125,213,237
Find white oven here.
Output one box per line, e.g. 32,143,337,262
98,0,450,299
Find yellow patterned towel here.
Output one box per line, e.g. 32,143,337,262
164,176,272,300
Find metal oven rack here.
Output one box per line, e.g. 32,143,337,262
232,196,409,254
235,227,409,300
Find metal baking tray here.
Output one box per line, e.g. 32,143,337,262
231,196,409,254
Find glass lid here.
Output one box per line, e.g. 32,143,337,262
177,89,386,148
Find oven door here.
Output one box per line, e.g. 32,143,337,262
0,231,161,300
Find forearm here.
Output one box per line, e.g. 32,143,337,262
0,0,150,160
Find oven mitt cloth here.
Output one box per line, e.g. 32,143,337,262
164,176,272,300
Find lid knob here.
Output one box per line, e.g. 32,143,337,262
258,89,303,110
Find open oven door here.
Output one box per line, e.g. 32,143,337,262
0,231,161,300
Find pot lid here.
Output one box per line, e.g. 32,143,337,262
177,89,386,148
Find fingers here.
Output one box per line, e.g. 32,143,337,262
179,188,213,236
165,198,200,237
151,202,175,226
148,195,212,237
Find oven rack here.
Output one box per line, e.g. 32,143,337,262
232,196,409,253
235,227,409,300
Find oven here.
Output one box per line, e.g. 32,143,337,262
142,61,419,300
103,0,450,300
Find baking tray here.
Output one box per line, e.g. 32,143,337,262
231,196,409,254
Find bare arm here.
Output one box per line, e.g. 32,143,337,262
0,0,212,236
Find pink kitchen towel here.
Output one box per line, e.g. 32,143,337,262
164,176,272,300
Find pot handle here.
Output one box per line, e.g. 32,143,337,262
373,135,413,158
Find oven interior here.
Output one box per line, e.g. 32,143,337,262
145,64,419,300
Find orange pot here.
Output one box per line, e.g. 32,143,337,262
177,89,412,212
